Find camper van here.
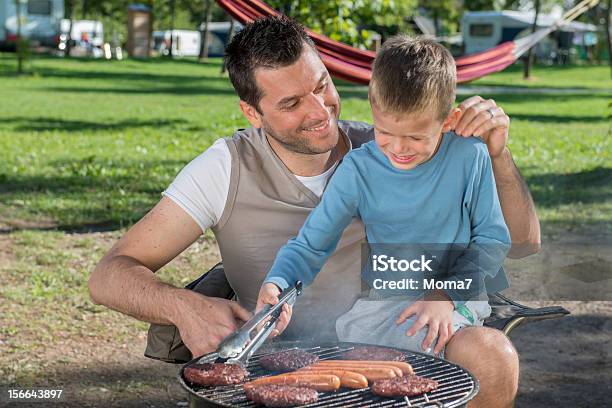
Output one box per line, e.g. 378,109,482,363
60,19,104,47
0,0,64,50
462,10,597,58
152,22,243,58
153,30,201,57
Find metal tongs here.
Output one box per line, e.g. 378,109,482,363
210,281,302,367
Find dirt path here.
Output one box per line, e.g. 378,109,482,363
1,229,610,407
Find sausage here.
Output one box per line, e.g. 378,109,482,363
290,369,368,389
244,373,341,392
315,363,401,377
300,365,397,381
313,360,413,375
310,361,402,376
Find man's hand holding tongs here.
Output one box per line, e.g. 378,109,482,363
256,283,293,338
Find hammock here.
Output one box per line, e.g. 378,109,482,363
216,0,599,84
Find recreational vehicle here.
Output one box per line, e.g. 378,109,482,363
152,22,243,58
0,0,64,50
462,10,597,60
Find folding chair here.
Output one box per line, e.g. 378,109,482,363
485,292,570,336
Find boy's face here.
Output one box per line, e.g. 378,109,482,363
371,102,455,171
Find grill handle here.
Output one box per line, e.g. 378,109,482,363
212,281,302,366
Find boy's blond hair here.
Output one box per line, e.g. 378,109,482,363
369,35,457,121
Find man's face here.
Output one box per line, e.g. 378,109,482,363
371,102,446,171
250,46,341,155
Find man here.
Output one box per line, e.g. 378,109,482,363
89,16,539,408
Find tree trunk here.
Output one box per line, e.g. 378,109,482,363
606,0,612,78
433,10,439,37
15,0,23,75
199,0,213,61
81,0,89,19
63,0,74,57
524,0,540,79
65,19,73,56
169,0,176,58
220,19,235,74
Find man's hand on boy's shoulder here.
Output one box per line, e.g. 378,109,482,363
452,95,510,159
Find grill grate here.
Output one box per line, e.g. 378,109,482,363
180,342,478,408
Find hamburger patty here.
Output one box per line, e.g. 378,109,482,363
342,346,407,361
258,349,319,372
183,363,248,386
244,384,319,407
371,374,438,397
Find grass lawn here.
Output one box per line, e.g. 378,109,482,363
0,56,610,231
0,55,610,406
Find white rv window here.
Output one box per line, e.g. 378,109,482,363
469,24,493,37
28,0,52,15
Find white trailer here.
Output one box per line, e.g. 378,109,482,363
152,22,244,58
153,30,200,57
60,19,103,47
0,0,64,49
462,10,597,56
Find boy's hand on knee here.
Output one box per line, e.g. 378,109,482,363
396,291,455,355
256,283,292,338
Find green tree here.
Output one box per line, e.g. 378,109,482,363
463,0,497,11
418,0,461,36
267,0,418,49
178,0,230,60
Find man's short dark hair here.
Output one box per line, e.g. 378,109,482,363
224,16,316,112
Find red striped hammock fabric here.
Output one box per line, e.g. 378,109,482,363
215,0,594,85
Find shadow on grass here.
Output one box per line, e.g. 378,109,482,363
526,167,612,208
0,158,186,232
510,113,607,123
22,67,229,84
0,116,188,132
0,52,224,66
338,87,610,104
1,163,610,233
0,54,227,78
43,85,235,96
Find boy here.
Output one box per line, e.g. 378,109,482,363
257,36,510,356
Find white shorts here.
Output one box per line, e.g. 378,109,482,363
336,298,491,358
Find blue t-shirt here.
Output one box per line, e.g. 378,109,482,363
265,132,511,305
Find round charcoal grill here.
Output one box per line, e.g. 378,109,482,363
179,341,479,408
